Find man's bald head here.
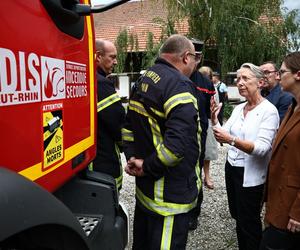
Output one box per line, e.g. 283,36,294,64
159,35,198,77
95,39,106,55
95,39,117,75
159,34,194,56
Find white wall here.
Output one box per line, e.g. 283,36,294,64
116,75,130,99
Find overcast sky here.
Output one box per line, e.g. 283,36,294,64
283,0,300,11
92,0,300,11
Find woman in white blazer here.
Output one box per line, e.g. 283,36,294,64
211,63,279,250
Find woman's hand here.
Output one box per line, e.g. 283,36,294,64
210,96,223,126
287,218,300,233
213,126,232,144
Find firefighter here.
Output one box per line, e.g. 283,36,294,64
90,39,125,190
122,34,201,249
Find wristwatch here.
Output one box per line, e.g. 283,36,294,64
230,136,236,146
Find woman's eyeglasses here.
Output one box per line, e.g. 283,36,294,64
278,69,291,77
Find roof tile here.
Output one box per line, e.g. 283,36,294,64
93,0,189,51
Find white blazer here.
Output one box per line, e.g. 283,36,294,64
222,100,279,187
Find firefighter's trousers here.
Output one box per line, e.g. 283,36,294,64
132,204,190,250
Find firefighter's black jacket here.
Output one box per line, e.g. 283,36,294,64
122,58,201,216
93,68,125,189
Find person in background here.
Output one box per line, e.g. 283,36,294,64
188,62,216,230
260,52,300,250
91,39,125,190
199,66,218,190
211,63,279,250
260,61,293,123
212,72,228,125
122,35,201,249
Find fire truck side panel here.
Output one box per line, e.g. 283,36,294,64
0,0,129,248
0,0,96,192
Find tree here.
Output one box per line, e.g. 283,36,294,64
115,29,129,73
141,17,177,69
115,29,141,73
164,0,299,75
141,32,161,69
283,8,300,52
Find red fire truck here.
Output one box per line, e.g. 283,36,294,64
0,0,129,249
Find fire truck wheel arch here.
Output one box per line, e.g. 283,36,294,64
0,167,89,249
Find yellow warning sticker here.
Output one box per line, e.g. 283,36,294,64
43,109,63,169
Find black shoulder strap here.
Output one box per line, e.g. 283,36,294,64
129,75,144,98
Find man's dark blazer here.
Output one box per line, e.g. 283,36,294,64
266,83,293,123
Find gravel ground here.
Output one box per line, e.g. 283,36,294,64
119,144,239,250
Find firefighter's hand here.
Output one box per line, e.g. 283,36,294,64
210,96,222,126
131,158,145,177
125,157,136,176
127,157,136,168
212,126,231,144
287,218,300,233
125,157,145,177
